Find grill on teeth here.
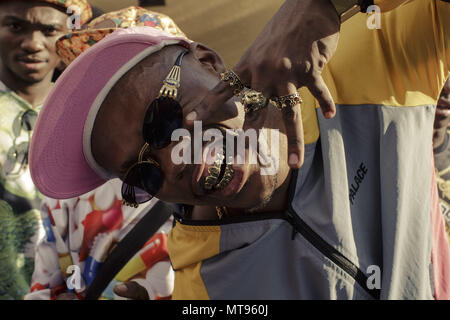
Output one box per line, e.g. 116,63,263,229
204,152,224,190
204,151,234,191
215,165,234,190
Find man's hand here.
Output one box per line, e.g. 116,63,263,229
113,281,150,300
186,0,340,168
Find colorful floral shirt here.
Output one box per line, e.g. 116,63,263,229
0,81,44,300
25,179,174,300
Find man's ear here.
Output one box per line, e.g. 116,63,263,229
190,42,227,74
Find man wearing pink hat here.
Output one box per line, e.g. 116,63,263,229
0,0,91,299
29,0,450,300
25,7,186,301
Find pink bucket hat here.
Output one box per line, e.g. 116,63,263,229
29,26,190,199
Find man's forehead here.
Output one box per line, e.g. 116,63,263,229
106,47,183,107
91,47,184,176
93,56,165,138
0,1,68,20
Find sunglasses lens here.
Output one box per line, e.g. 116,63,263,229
122,162,162,204
121,184,152,204
139,162,162,195
143,97,183,149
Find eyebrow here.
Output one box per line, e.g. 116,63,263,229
2,16,65,29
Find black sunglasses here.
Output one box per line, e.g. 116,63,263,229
121,49,188,207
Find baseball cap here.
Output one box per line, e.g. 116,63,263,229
29,26,190,199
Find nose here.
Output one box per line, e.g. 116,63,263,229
20,31,45,53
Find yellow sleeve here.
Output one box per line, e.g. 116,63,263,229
321,0,450,106
436,0,450,75
300,0,449,141
334,0,410,14
373,0,412,12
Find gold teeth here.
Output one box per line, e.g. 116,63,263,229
204,152,225,190
208,166,220,176
204,176,218,190
214,152,224,161
215,165,234,190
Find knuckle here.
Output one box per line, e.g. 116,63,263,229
282,106,299,122
197,102,210,114
280,57,293,71
288,138,303,148
313,86,324,98
300,60,313,75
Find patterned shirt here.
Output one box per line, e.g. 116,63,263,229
0,81,44,299
25,179,174,300
434,130,450,243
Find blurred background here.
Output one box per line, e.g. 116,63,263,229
88,0,284,67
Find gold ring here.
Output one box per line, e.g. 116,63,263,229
220,70,245,96
241,90,269,113
270,93,302,110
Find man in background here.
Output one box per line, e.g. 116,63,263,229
0,0,92,299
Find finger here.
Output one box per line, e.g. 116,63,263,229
307,74,336,119
185,73,240,127
113,281,149,300
279,83,304,169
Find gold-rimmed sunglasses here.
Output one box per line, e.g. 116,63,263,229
121,48,189,207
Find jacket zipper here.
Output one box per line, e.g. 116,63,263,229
285,209,380,300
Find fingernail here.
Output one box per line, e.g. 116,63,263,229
325,111,334,119
186,111,197,121
289,153,299,166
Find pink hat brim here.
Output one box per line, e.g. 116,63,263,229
29,27,189,199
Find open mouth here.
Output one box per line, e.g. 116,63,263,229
190,125,251,198
203,146,235,192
